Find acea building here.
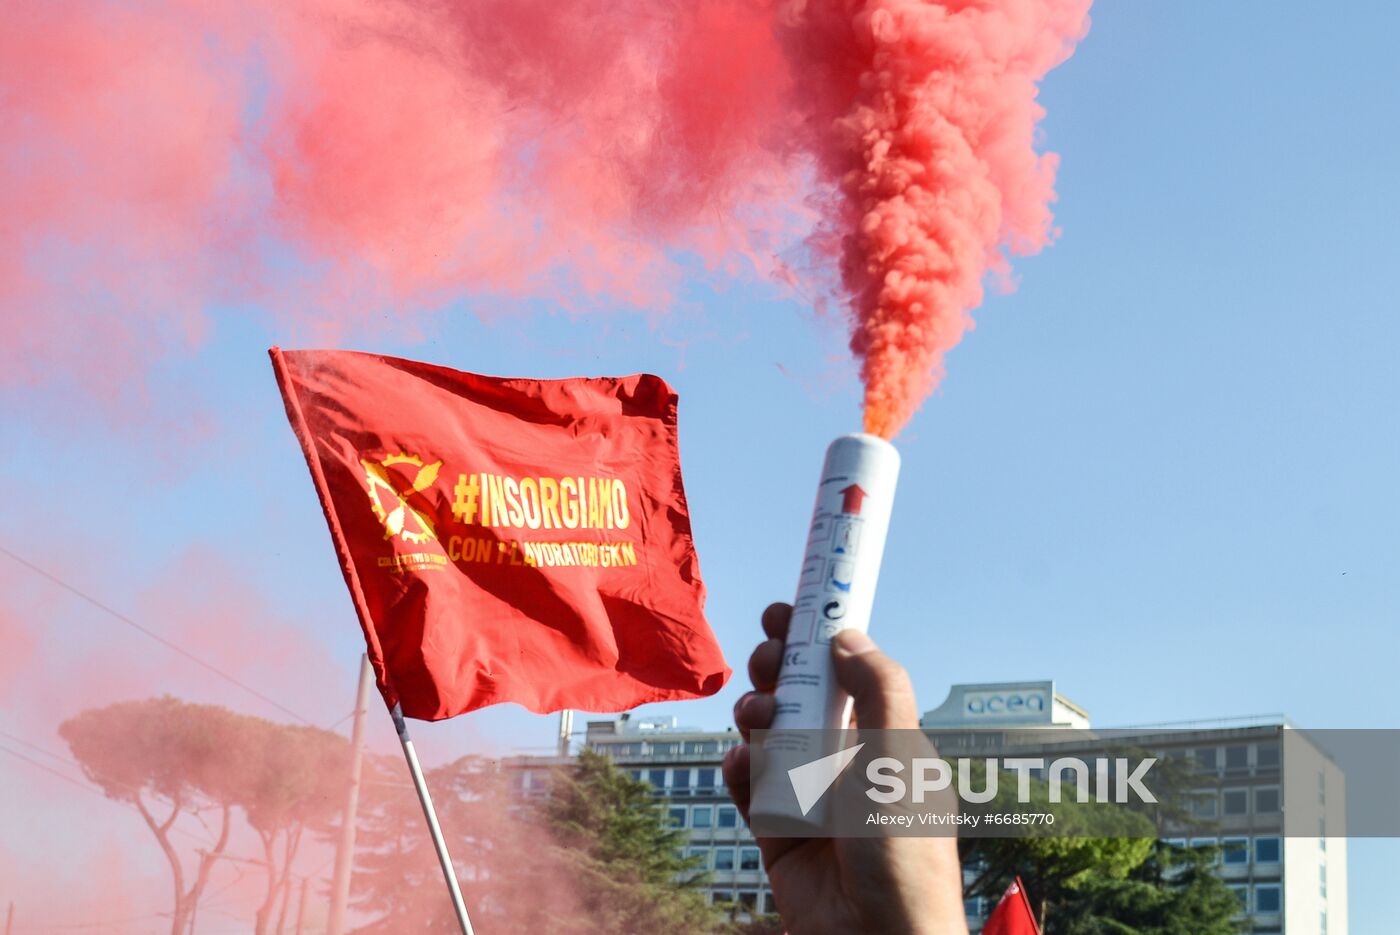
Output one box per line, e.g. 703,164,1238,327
508,680,1346,934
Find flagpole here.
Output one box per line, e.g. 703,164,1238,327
328,654,374,935
557,709,574,757
391,704,476,935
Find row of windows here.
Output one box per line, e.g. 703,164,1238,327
667,803,742,830
710,890,776,915
687,845,763,872
1163,836,1282,865
601,738,741,757
1163,742,1281,773
1225,882,1283,914
632,767,723,793
1186,785,1281,818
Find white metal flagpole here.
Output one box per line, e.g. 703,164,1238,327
391,704,476,935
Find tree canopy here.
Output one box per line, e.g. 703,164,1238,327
61,696,350,935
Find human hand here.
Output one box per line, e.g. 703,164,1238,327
722,603,969,935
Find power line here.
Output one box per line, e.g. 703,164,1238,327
0,742,108,801
325,708,356,731
0,728,79,770
0,544,314,726
0,742,221,849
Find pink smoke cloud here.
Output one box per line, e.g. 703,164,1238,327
1,0,798,412
2,0,1089,435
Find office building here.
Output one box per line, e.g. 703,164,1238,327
509,682,1346,932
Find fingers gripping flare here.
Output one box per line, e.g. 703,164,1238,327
831,630,919,731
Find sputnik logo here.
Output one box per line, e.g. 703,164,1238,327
788,743,865,816
362,453,442,544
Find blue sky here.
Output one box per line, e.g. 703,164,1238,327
3,1,1397,930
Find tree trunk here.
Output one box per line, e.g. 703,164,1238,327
255,830,279,935
134,795,189,935
274,825,304,935
185,805,233,932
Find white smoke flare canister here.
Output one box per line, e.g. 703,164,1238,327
749,433,900,829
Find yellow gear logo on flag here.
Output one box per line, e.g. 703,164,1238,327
362,453,442,544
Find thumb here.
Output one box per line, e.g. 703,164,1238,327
831,629,919,730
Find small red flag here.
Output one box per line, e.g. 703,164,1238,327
983,877,1039,935
270,347,730,720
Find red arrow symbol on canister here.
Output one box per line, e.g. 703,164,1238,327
840,484,867,515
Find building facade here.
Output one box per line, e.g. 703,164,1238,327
577,715,774,916
921,681,1346,934
510,682,1347,933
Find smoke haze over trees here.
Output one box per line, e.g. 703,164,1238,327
60,698,351,935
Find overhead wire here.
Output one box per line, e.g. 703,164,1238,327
0,544,359,731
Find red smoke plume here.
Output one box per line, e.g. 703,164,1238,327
0,0,1088,431
783,0,1093,437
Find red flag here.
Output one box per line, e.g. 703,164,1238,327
270,347,730,720
983,877,1039,935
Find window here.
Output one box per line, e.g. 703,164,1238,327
1190,791,1219,818
648,769,667,789
1223,789,1249,816
1161,837,1187,850
763,892,777,915
717,805,738,828
629,769,643,781
738,892,758,912
1257,743,1280,768
667,807,687,827
1256,787,1281,814
712,890,733,905
1320,864,1327,897
1225,745,1249,770
612,742,643,756
697,768,717,791
1195,747,1219,771
740,847,761,871
673,768,692,790
964,897,984,918
1227,885,1248,912
693,806,713,829
1255,884,1282,913
714,848,735,870
1221,838,1248,865
1189,837,1218,858
687,740,719,755
650,742,678,756
1255,837,1281,864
